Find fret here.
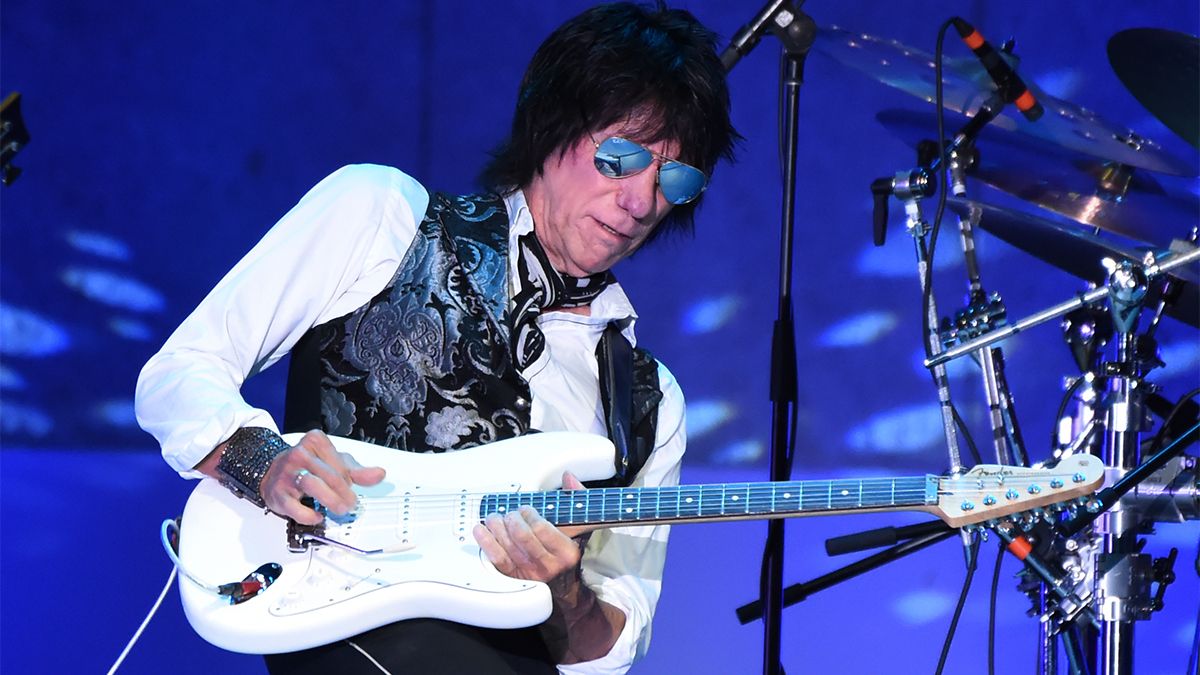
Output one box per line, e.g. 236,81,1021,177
636,488,657,520
830,480,862,509
746,484,773,516
699,485,725,517
657,486,680,521
801,480,831,511
677,485,701,518
617,488,639,522
774,483,800,514
725,483,751,516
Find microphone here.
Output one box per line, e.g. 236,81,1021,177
951,17,1044,122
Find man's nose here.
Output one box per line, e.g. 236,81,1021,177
615,168,657,220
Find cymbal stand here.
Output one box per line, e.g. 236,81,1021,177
946,185,1029,468
869,97,1011,477
1093,259,1150,675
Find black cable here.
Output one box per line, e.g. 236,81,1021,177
1146,386,1200,456
934,536,979,675
921,18,982,469
986,542,1004,675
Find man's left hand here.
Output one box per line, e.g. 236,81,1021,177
473,471,590,585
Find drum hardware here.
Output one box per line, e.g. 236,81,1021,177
854,19,1200,674
923,245,1200,369
806,18,1199,674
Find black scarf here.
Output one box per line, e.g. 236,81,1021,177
510,231,614,371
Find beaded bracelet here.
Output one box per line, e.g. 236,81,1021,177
215,427,291,508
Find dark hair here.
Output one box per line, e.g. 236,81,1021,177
479,2,739,245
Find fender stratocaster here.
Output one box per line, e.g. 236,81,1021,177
175,432,1103,653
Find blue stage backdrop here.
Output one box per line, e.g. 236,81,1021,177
2,1,1197,674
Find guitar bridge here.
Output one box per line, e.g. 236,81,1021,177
287,519,326,553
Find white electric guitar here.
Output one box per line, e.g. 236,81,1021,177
175,432,1104,654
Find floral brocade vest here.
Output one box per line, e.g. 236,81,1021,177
283,192,661,470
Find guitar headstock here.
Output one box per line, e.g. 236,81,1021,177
933,454,1105,527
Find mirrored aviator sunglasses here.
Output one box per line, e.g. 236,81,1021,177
592,136,708,205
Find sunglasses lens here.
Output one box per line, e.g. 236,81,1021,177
594,137,654,178
658,162,707,205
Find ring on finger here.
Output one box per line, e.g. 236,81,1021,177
294,468,311,490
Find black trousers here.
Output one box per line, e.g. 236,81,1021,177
263,619,558,675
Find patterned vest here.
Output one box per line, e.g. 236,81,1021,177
284,192,661,478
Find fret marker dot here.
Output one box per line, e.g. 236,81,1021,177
546,504,555,510
783,493,792,499
625,507,633,513
625,494,634,499
840,489,850,496
731,495,739,501
575,502,583,509
685,497,694,503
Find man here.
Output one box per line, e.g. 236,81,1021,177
136,3,737,673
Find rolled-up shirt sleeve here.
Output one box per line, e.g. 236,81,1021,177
559,362,686,675
135,164,428,476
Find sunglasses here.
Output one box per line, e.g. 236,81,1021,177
591,136,708,205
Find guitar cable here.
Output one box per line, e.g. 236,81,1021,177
933,534,980,675
105,561,177,674
104,519,214,673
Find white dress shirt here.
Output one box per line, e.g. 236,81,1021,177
135,164,686,674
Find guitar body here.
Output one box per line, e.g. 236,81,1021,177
177,432,618,654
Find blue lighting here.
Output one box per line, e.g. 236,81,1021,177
685,399,736,438
60,267,165,313
94,399,139,428
681,294,741,334
1032,67,1083,98
0,365,26,390
856,241,961,278
108,317,156,341
0,304,71,357
1156,340,1200,382
64,230,132,261
818,311,897,347
710,439,764,465
845,403,944,454
892,589,953,625
0,403,53,437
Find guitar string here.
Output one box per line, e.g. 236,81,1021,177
338,474,1085,506
311,485,1085,534
335,486,1087,514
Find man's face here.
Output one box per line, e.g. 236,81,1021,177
525,123,678,277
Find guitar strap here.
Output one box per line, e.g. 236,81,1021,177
592,322,660,488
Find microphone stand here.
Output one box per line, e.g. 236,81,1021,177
721,3,816,674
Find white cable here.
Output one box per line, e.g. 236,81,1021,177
345,639,394,675
160,518,220,592
105,565,177,675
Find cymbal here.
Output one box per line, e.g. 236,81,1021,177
946,198,1199,327
876,108,1200,247
817,26,1197,175
1109,28,1199,149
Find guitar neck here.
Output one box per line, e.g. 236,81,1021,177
479,476,938,528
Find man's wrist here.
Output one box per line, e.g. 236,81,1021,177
214,427,291,508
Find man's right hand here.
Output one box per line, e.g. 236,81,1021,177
259,430,386,525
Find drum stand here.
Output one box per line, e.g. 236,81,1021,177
874,95,1200,674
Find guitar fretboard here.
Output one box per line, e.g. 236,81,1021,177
478,477,936,527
